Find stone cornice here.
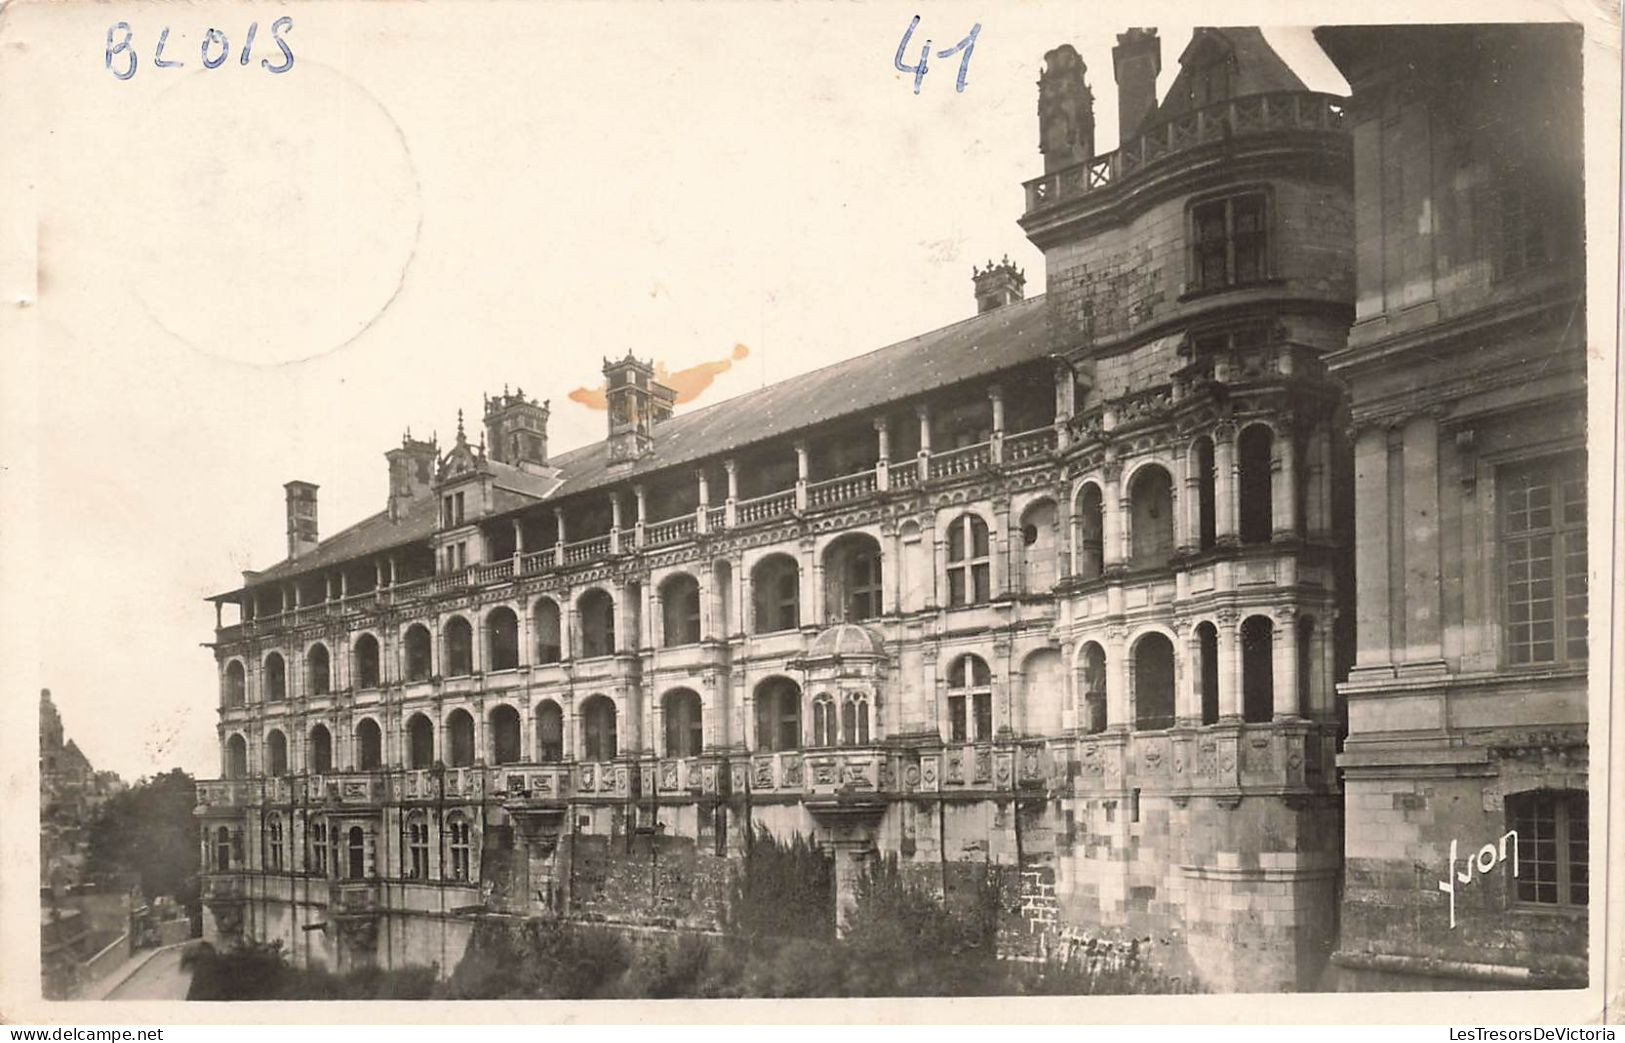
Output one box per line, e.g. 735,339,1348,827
1327,282,1584,376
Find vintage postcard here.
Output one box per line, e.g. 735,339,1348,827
0,0,1618,1025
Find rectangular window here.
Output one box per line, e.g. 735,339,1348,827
1502,455,1586,665
775,571,799,630
406,821,429,880
948,695,967,743
310,824,327,876
448,819,471,882
1509,791,1587,908
1496,177,1550,279
973,691,993,741
1190,194,1268,293
454,492,465,525
847,552,882,621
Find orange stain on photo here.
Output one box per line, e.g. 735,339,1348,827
568,343,750,411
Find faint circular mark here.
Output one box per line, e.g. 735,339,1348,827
117,59,421,366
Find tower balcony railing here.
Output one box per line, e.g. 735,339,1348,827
929,441,991,479
200,875,246,901
648,755,726,797
470,559,513,586
221,426,1064,641
518,549,555,576
330,880,381,915
575,759,631,798
735,489,796,525
806,468,877,509
1023,91,1348,215
644,514,696,548
562,534,611,564
196,741,1068,817
1003,425,1057,462
196,779,263,810
1069,719,1334,798
748,740,1054,798
492,762,573,801
307,772,388,806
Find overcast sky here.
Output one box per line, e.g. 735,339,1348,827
7,4,1349,781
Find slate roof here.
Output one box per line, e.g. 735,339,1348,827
1154,28,1310,124
220,294,1052,597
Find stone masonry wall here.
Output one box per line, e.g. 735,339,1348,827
1044,179,1354,360
1336,741,1588,988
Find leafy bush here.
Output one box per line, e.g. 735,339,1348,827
183,941,436,1000
724,826,834,944
438,918,631,1000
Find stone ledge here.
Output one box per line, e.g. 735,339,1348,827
1328,948,1586,989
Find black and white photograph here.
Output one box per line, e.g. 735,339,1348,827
0,0,1618,1024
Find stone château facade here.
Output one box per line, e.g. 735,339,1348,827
1315,24,1590,990
197,27,1368,992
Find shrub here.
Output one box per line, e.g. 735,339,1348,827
182,940,436,1000
725,826,834,945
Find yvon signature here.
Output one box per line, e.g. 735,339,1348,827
1438,831,1519,928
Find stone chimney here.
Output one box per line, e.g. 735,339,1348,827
1038,44,1095,173
973,256,1026,313
1113,29,1162,144
483,386,551,472
603,353,677,464
284,481,319,560
385,433,439,522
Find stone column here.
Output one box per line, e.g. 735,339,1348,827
696,470,710,534
723,460,739,526
929,514,947,610
1217,612,1242,719
553,509,567,567
512,518,525,562
1178,628,1201,724
916,404,932,483
1400,413,1444,671
799,537,820,626
988,384,1005,464
1105,628,1130,729
1350,424,1393,674
557,586,574,662
1102,465,1124,568
1273,426,1298,539
795,443,810,511
1053,361,1075,450
830,836,876,935
993,635,1014,736
883,524,902,615
1213,423,1237,542
1057,484,1075,579
1316,426,1333,538
1175,448,1194,553
609,494,623,555
991,499,1010,598
1274,609,1300,719
873,418,891,491
1304,427,1327,536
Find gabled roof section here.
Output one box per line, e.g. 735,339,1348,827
1154,28,1308,123
537,293,1050,498
223,498,438,594
221,294,1052,597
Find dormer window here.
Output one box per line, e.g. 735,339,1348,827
1186,54,1235,108
441,492,466,528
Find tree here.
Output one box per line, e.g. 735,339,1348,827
86,768,199,914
